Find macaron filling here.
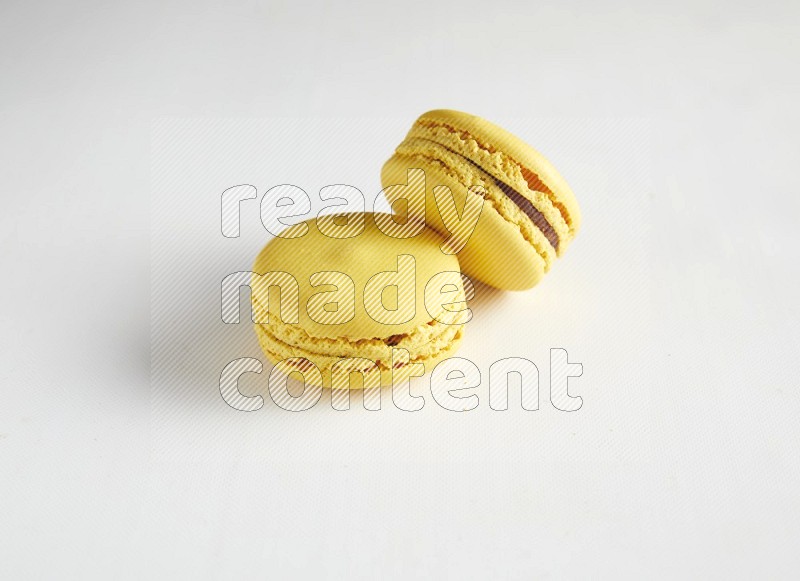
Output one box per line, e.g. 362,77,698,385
413,118,574,241
254,316,463,373
402,136,562,251
390,139,558,267
435,143,561,251
252,289,466,373
492,178,560,250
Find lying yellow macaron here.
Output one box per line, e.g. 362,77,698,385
381,109,581,291
251,213,469,388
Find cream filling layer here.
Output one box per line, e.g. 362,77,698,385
392,140,556,269
254,318,464,373
408,119,575,252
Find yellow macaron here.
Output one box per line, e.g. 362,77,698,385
381,109,581,290
251,212,469,388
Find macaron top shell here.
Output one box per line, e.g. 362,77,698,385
251,212,464,340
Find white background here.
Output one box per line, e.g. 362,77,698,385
2,0,799,578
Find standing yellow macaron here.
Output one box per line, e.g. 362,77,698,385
381,109,581,291
251,212,470,389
